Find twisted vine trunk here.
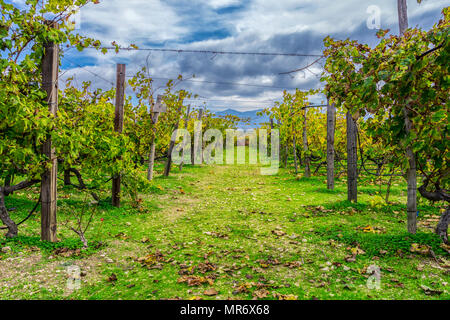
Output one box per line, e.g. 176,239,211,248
418,181,449,243
436,207,449,244
0,189,18,238
64,169,71,186
0,180,39,238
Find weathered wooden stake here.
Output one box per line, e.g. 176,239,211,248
346,112,358,202
112,64,126,207
179,105,191,171
326,101,336,189
147,95,167,181
41,20,59,242
164,104,184,177
192,109,204,165
303,109,311,178
293,133,298,175
398,0,417,234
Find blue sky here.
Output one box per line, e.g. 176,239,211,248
10,0,449,111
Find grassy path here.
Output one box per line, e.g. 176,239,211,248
0,162,449,300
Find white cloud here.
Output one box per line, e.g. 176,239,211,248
78,0,187,45
59,0,448,111
204,0,242,9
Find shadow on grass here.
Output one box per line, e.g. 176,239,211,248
0,236,88,253
314,187,343,195
4,196,38,211
320,200,437,216
315,224,448,257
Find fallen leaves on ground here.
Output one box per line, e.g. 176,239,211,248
284,261,303,269
107,273,117,282
253,289,270,299
271,230,286,237
233,282,253,294
357,225,385,234
53,248,81,258
257,257,281,268
273,293,298,300
345,245,366,262
420,285,443,296
198,261,217,274
440,243,450,254
203,288,219,296
410,243,431,255
114,232,131,240
177,275,214,286
204,231,229,239
136,249,166,269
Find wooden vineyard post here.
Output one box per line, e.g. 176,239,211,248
346,112,358,202
284,140,289,168
192,109,204,165
164,103,184,177
398,0,408,35
41,20,59,242
303,109,311,178
269,118,274,155
276,119,287,168
398,0,417,234
326,101,336,190
112,64,126,207
179,105,191,171
293,133,298,175
147,95,167,181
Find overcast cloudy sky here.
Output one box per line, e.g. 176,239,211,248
31,0,450,111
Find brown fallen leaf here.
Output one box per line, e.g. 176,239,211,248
253,289,270,299
204,231,229,239
272,230,286,237
198,262,217,274
204,288,219,296
107,273,117,282
273,293,297,300
178,275,214,287
440,243,450,254
136,249,166,268
284,261,303,269
410,243,431,255
233,282,253,294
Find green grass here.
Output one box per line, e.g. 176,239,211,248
0,155,448,300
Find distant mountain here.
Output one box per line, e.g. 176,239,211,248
215,109,270,128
